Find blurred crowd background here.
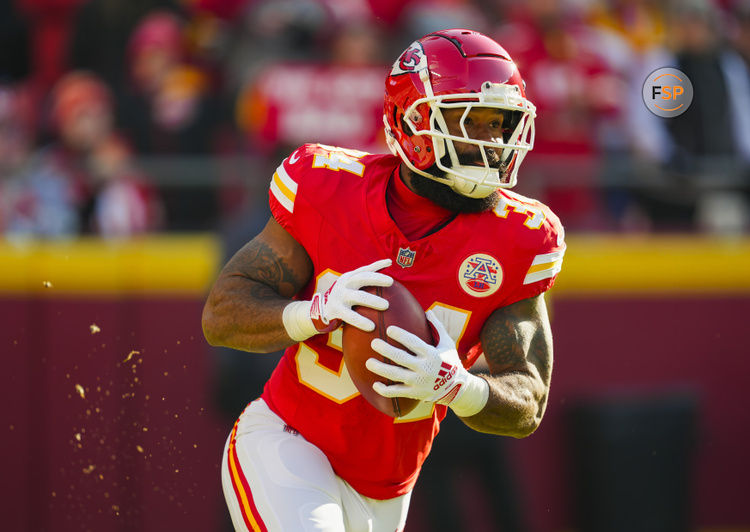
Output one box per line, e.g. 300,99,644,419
3,1,750,531
2,0,750,239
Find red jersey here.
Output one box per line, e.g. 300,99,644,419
262,144,565,499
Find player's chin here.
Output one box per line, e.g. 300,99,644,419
414,167,500,214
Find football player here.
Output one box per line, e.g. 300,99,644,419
203,28,565,532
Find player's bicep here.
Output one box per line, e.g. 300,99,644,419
219,216,313,299
479,294,553,385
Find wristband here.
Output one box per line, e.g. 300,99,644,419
448,374,490,418
282,300,317,342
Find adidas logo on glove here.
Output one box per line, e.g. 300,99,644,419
433,362,457,391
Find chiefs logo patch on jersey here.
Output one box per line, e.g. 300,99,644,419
458,253,503,297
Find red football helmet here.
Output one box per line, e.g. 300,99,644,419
383,29,536,197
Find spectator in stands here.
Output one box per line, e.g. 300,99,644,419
3,71,162,238
0,85,35,233
235,18,388,161
118,10,224,155
587,0,667,54
222,0,332,96
626,0,750,232
88,134,164,237
583,0,667,231
726,1,750,167
113,10,228,231
495,0,626,229
69,0,184,91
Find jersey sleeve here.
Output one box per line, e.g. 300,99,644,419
268,145,307,238
268,143,337,257
267,143,371,263
500,199,566,306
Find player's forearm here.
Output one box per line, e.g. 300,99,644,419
463,295,553,437
459,371,549,438
202,275,297,353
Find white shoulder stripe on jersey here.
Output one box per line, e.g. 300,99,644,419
270,178,294,213
530,248,565,266
523,262,563,285
276,163,298,194
524,247,565,285
269,162,298,213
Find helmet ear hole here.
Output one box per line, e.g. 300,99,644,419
398,112,410,135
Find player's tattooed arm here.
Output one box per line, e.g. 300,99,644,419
460,294,553,438
202,216,313,353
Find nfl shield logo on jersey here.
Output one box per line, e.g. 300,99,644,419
396,247,416,268
458,253,503,297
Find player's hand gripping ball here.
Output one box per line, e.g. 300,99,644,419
342,280,434,418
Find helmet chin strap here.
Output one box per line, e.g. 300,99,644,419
447,171,499,199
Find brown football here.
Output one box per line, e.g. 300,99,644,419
342,280,434,418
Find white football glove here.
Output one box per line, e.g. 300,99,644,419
366,310,489,417
282,258,393,341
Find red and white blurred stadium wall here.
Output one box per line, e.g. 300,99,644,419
1,234,749,532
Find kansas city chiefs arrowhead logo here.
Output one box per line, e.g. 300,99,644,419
391,42,427,76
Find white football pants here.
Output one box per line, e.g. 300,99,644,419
221,399,411,532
